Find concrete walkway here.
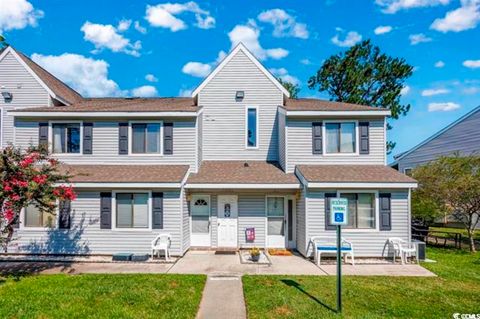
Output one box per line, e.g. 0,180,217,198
196,275,246,319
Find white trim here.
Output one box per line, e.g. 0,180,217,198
336,190,379,233
265,195,289,248
9,111,199,118
0,108,3,148
20,203,60,231
185,183,301,189
322,120,359,156
48,120,83,156
284,113,289,172
191,43,290,98
111,190,152,232
190,194,212,247
128,120,164,156
392,105,480,163
245,105,259,149
64,182,182,188
217,194,238,248
284,110,391,117
306,182,417,189
384,117,387,165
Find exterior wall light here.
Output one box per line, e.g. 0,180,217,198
235,91,244,101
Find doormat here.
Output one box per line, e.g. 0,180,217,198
268,249,293,256
214,251,236,255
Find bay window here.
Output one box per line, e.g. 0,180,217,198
116,193,149,228
325,122,356,154
52,123,80,154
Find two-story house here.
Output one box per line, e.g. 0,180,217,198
1,43,416,258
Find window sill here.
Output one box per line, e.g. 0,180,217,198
111,228,153,232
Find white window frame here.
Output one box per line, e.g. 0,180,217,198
335,190,379,232
245,106,259,149
20,202,60,231
403,167,413,176
128,120,164,156
323,120,359,156
112,190,152,231
49,120,83,156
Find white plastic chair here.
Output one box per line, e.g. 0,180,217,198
388,237,418,264
151,234,171,261
310,236,355,266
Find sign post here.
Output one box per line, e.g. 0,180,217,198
330,198,348,313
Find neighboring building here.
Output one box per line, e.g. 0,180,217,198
391,105,480,174
1,44,416,258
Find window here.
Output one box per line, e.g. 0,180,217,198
339,193,375,229
267,197,284,236
325,122,356,154
246,107,258,148
132,123,161,154
116,193,149,228
404,168,412,176
191,196,210,234
52,123,80,154
24,205,55,228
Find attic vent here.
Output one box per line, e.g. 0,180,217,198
125,97,140,100
244,162,249,168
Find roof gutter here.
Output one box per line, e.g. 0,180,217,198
57,182,183,188
9,111,200,118
280,109,391,117
305,182,418,189
185,183,301,189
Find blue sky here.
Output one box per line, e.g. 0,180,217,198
1,0,479,161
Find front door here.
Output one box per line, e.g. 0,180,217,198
191,195,211,247
217,195,238,248
267,197,296,248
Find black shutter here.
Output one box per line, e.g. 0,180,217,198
118,123,129,155
83,122,93,155
152,192,164,229
59,200,71,229
163,123,173,155
100,192,112,229
38,122,48,149
312,122,323,154
379,193,392,231
359,122,370,154
324,192,337,230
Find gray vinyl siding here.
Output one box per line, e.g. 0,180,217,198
198,50,283,161
0,51,51,148
10,189,184,256
13,119,197,170
181,188,190,255
296,186,307,256
300,189,409,257
278,111,286,170
196,112,203,173
286,118,386,173
397,108,480,173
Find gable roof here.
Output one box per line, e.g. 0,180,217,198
392,105,480,164
191,43,290,98
283,98,389,112
0,46,83,105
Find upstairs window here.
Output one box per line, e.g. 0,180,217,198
52,123,80,154
132,123,161,154
246,107,258,148
325,122,356,154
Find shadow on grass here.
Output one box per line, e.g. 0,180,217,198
281,279,337,313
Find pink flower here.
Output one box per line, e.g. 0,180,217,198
10,194,20,201
4,209,15,222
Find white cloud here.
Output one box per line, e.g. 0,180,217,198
421,88,450,96
463,59,480,68
131,85,158,97
0,0,44,32
257,9,309,39
300,58,312,65
331,30,362,47
145,2,215,32
463,86,480,94
117,19,131,32
269,68,300,85
435,60,445,68
134,21,147,34
228,21,289,60
431,0,480,32
31,53,123,97
375,0,450,14
409,33,432,45
401,85,411,95
145,74,158,82
81,21,141,56
182,61,212,77
179,88,193,97
374,25,393,34
428,102,460,111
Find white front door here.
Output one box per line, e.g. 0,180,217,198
191,195,211,247
266,196,294,248
217,195,238,248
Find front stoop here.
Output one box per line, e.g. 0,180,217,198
196,275,246,319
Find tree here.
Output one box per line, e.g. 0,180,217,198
308,40,413,152
0,35,8,49
1,145,76,252
412,154,480,252
278,78,300,99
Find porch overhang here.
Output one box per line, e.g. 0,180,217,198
184,183,300,189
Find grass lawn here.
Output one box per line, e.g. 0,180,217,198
0,274,206,319
243,247,480,318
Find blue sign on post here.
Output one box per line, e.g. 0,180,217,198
330,198,348,226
